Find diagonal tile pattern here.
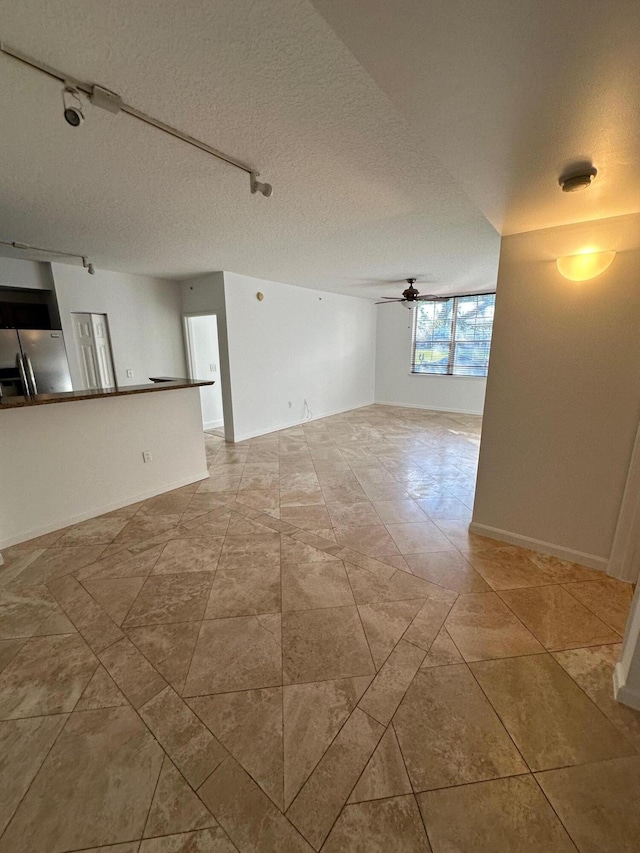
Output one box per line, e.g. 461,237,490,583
143,755,218,839
0,633,97,719
0,405,637,852
190,687,284,809
348,724,412,803
418,775,577,852
0,706,164,853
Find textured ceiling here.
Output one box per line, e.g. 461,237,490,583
0,0,500,298
6,2,637,298
312,0,640,237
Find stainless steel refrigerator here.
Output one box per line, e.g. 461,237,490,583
0,328,73,398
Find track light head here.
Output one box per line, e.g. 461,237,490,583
62,85,84,127
250,172,273,198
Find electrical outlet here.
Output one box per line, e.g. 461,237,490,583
210,363,217,373
142,451,152,463
126,369,134,378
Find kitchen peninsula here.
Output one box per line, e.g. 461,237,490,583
0,379,214,549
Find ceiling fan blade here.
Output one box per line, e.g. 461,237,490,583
416,295,450,302
375,298,405,305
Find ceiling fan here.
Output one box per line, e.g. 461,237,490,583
376,278,450,308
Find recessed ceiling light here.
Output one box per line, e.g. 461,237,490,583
559,167,597,192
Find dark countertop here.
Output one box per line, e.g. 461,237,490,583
0,378,214,410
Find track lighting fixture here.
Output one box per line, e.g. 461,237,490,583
250,172,273,198
0,240,96,275
89,85,123,115
0,40,273,198
62,84,84,127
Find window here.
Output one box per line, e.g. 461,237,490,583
411,292,496,377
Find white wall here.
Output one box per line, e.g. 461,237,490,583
0,388,208,548
472,212,640,568
0,257,52,290
180,272,235,441
374,303,487,414
222,272,376,441
186,314,224,430
181,272,376,442
51,264,186,389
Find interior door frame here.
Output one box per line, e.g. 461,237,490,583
182,313,200,383
183,311,218,381
182,311,225,433
608,417,640,583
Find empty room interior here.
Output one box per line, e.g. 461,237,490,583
1,2,640,852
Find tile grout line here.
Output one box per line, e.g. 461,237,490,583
452,579,634,750
6,408,634,852
461,651,535,775
76,544,165,629
307,707,387,851
139,752,169,844
0,653,99,846
22,532,234,834
493,584,622,653
44,575,124,654
343,562,379,677
529,770,584,853
284,697,375,827
559,580,628,636
281,586,448,843
546,649,640,753
356,618,450,732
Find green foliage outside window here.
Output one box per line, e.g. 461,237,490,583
412,292,495,376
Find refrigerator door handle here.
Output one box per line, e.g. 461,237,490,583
16,353,31,397
24,354,38,395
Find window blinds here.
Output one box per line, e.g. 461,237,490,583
411,292,496,377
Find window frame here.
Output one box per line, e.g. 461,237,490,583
410,291,496,378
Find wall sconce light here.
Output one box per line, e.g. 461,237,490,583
556,249,616,281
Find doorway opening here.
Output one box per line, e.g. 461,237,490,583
71,312,116,390
184,313,225,436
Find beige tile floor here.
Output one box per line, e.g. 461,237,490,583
0,403,638,852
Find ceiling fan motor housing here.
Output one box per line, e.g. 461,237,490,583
402,285,420,301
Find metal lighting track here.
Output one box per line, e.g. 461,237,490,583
0,239,95,273
0,40,272,196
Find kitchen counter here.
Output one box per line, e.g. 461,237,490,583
1,381,211,549
0,378,213,409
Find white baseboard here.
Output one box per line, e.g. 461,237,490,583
468,522,608,572
230,400,375,443
613,662,640,712
374,400,483,416
0,469,209,550
203,419,224,430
